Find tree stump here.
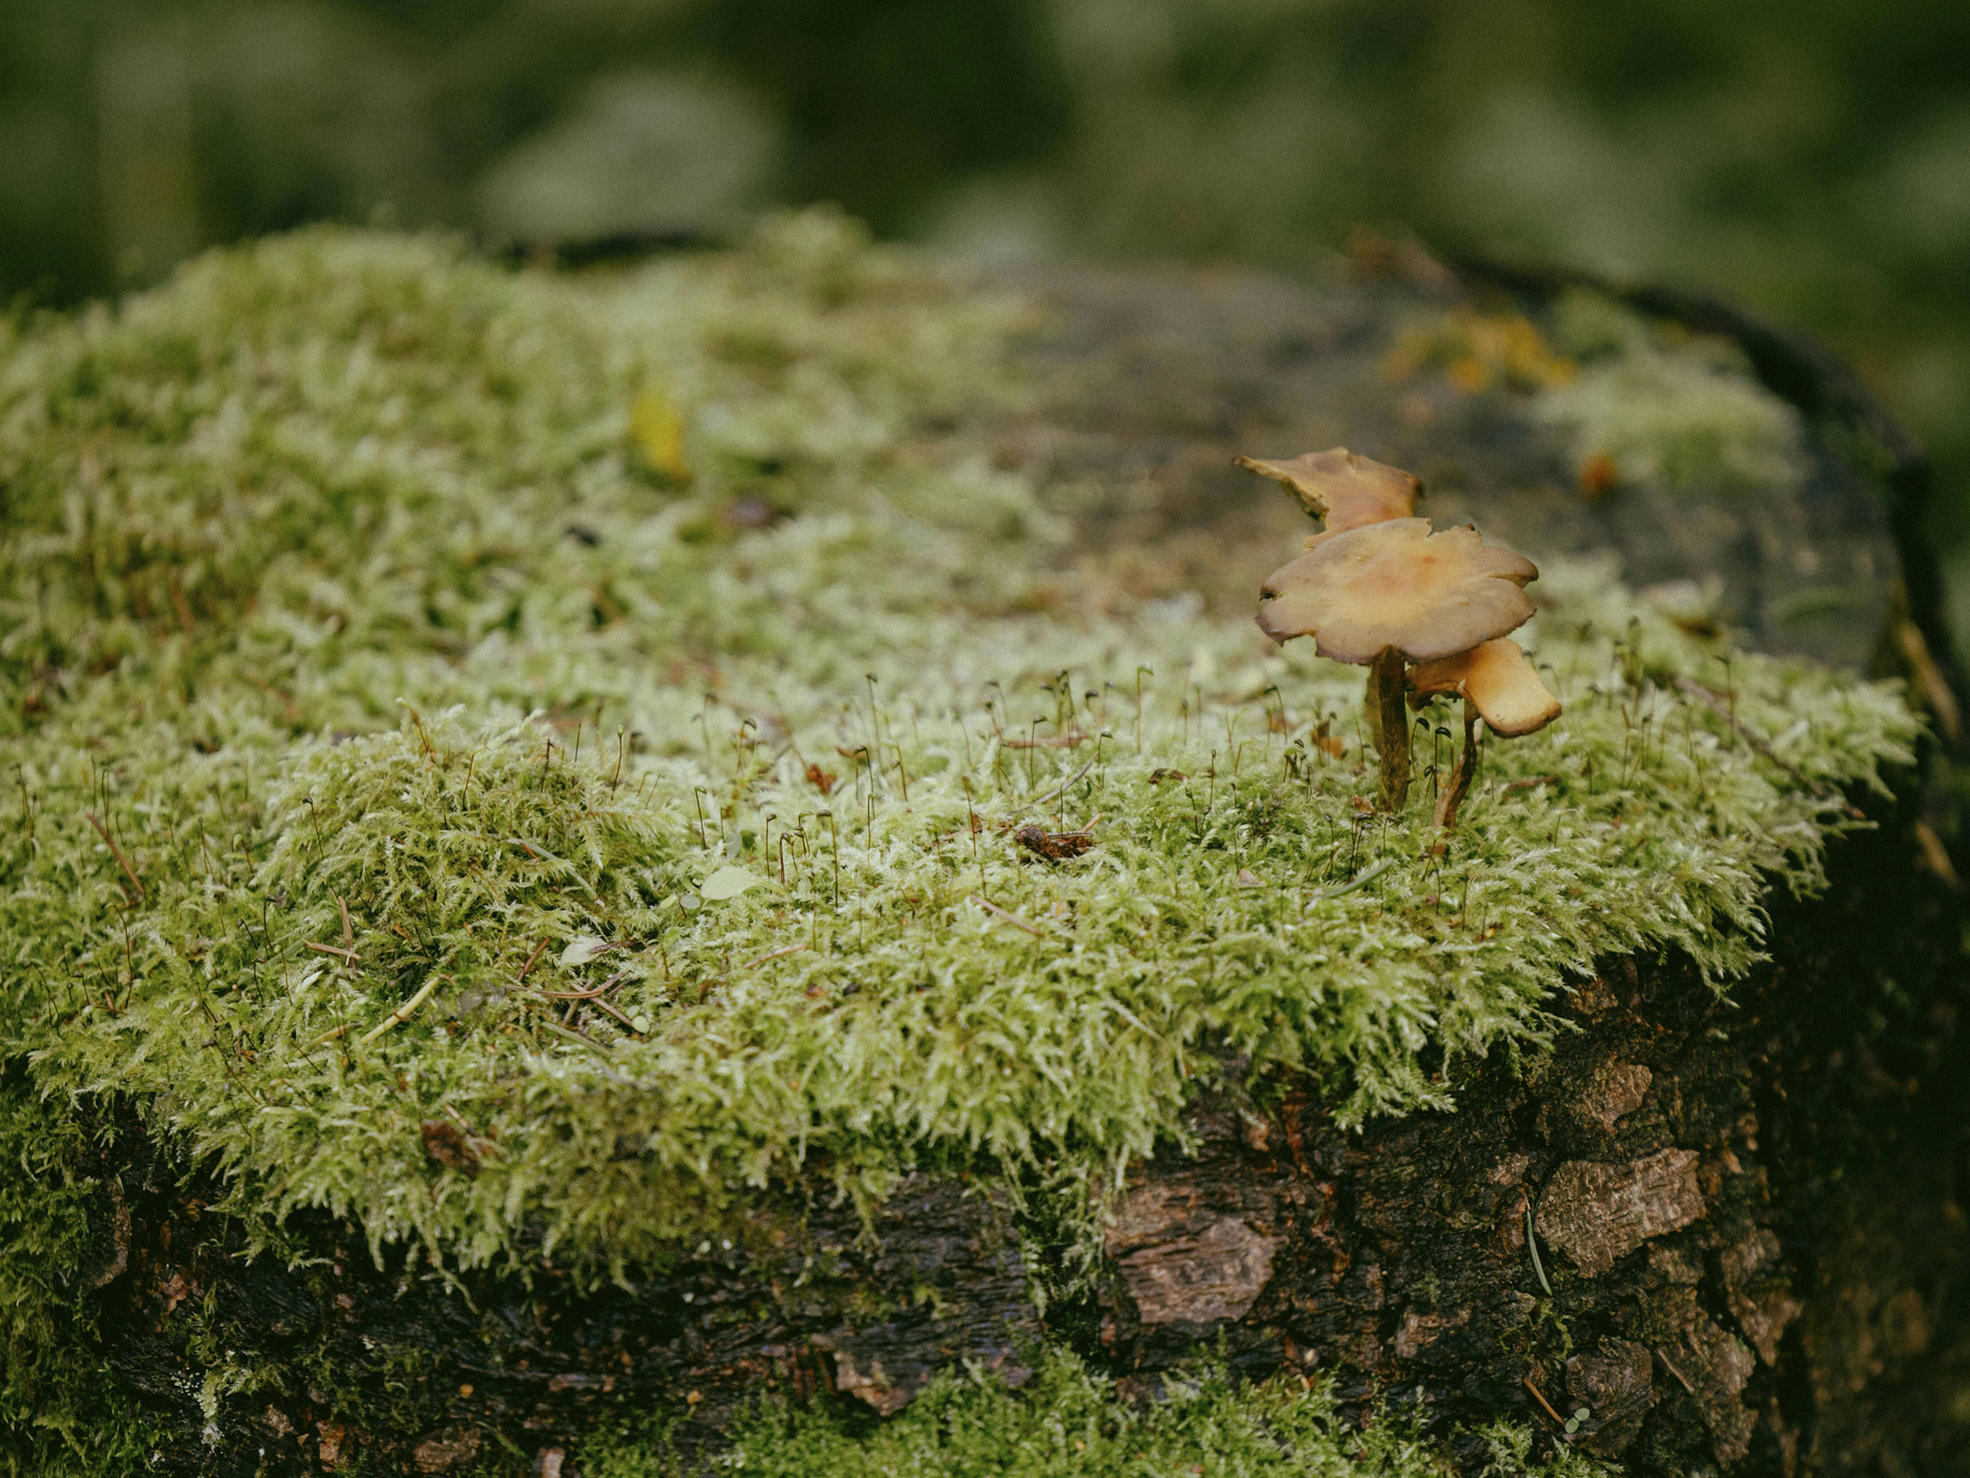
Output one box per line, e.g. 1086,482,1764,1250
1,222,1962,1476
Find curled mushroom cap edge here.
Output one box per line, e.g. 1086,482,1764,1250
1409,638,1562,738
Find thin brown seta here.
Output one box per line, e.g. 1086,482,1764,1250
1431,699,1481,830
84,811,145,900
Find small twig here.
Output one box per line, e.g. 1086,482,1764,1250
338,896,354,952
84,812,144,899
969,893,1046,938
1522,1374,1566,1426
304,941,360,962
586,995,642,1034
359,974,445,1045
1654,1348,1696,1394
516,937,551,983
167,575,196,635
1893,617,1962,744
532,971,630,1001
1914,819,1961,886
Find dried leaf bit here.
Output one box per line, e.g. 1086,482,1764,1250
1256,517,1540,811
1014,823,1095,860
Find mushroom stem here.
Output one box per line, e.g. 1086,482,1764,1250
1364,646,1411,812
1432,698,1481,830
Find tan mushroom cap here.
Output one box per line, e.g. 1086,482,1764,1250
1409,638,1561,737
1234,448,1420,536
1256,518,1538,663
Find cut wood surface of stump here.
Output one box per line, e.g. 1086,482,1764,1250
0,216,1964,1477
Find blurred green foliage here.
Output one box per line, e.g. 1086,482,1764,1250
4,0,1968,610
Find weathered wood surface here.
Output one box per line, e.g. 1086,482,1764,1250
84,248,1968,1476
1005,255,1923,664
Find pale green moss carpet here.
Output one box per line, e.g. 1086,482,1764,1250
0,217,1915,1282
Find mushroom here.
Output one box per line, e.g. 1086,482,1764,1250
1408,638,1562,829
1234,448,1419,541
1256,517,1540,812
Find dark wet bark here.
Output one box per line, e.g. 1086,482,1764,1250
1088,803,1963,1475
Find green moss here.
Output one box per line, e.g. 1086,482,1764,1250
578,1351,1612,1478
0,218,1923,1454
4,561,1914,1271
0,220,1919,1267
0,1071,144,1477
1540,287,1807,495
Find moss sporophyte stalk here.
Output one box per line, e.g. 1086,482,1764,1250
0,216,1918,1468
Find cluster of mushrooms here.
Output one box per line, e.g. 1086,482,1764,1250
1242,448,1560,829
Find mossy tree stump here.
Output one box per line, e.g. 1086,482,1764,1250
0,219,1962,1476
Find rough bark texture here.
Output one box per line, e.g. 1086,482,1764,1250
69,247,1970,1475
1086,813,1961,1475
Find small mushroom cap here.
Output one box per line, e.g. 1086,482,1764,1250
1234,448,1420,535
1257,518,1539,664
1408,638,1561,737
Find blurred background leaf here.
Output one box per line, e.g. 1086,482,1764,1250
5,0,1968,633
